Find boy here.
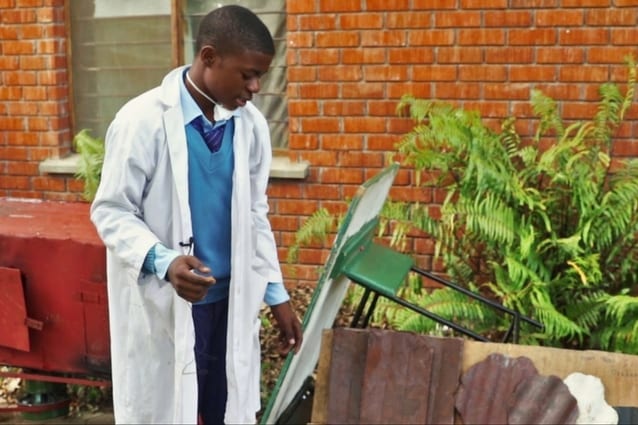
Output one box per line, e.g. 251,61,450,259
91,5,302,424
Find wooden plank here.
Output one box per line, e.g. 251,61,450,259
327,328,369,424
359,329,434,424
311,329,333,425
424,336,463,425
312,329,464,424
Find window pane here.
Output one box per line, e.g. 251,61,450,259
70,0,172,139
182,1,288,148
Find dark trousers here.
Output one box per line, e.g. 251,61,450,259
192,298,229,424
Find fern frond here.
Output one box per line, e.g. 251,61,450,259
287,208,340,264
384,287,501,336
604,294,638,325
459,194,516,247
598,318,638,354
593,82,625,144
530,287,585,341
500,116,522,158
588,171,638,251
73,129,105,202
619,55,637,121
531,89,565,139
594,56,636,146
563,290,608,330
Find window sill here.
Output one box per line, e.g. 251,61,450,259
270,156,309,179
39,155,80,175
40,154,310,180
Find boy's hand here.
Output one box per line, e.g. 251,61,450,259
166,255,215,302
270,301,303,356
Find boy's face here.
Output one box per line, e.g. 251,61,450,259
202,47,273,111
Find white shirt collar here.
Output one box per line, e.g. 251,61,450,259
179,67,240,126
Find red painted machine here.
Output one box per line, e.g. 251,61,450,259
0,198,110,415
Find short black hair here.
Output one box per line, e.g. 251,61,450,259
195,5,275,57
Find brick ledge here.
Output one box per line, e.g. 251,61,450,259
39,154,310,180
39,154,80,174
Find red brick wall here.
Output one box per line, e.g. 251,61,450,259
0,0,79,200
279,0,638,286
1,1,638,285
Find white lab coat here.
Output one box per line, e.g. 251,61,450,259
90,66,283,424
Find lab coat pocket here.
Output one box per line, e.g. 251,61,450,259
145,282,173,314
134,271,175,340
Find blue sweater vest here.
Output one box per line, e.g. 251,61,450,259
187,118,234,304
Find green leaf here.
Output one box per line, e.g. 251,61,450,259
73,129,105,202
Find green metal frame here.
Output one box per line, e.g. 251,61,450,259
337,231,414,297
261,163,401,424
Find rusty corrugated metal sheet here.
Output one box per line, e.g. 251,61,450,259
312,328,463,424
455,353,539,424
509,374,578,424
456,352,578,425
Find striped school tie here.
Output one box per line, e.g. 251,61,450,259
191,116,226,153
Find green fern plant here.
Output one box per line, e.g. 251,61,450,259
391,55,638,352
290,56,638,353
73,129,104,202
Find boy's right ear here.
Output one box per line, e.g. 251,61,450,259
200,45,217,67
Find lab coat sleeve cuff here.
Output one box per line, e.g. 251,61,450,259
264,282,290,306
153,243,181,280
